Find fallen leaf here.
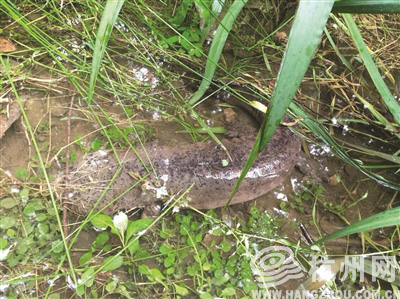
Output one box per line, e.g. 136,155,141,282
0,38,16,53
275,31,287,40
0,100,22,139
329,174,341,186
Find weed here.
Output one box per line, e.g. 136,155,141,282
75,136,102,153
68,206,290,297
100,122,154,149
161,0,221,57
0,187,63,268
290,180,324,214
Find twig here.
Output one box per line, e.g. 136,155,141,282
62,97,74,238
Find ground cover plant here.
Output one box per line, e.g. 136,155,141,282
1,0,399,298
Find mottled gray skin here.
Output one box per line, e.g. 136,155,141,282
57,106,301,215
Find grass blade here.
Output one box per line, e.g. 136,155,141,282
87,0,125,103
342,13,400,126
314,207,400,244
289,102,400,190
188,0,248,106
1,56,79,290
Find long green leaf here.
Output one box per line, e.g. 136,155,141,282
332,0,400,13
225,0,335,207
188,0,248,106
87,0,125,103
314,207,400,244
259,1,333,150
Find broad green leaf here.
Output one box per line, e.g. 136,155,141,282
332,0,400,13
170,0,194,26
36,213,46,222
315,207,400,244
0,217,15,229
221,287,236,297
174,284,189,296
164,254,175,268
6,229,15,238
138,264,151,275
106,280,118,292
90,214,113,229
23,201,44,217
0,239,8,250
79,252,93,266
103,255,124,271
81,268,95,287
95,231,109,247
15,168,29,181
19,188,29,203
52,240,64,254
90,139,102,151
159,244,173,254
200,293,213,299
213,272,230,286
38,223,49,234
0,198,17,209
125,218,153,241
150,268,165,282
202,261,211,271
76,285,84,296
127,239,139,256
48,293,60,299
220,238,231,253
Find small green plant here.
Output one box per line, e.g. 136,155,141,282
74,122,154,153
15,167,29,181
161,0,222,57
77,206,284,297
161,25,203,57
75,213,153,296
60,148,76,163
320,200,346,216
0,187,63,269
290,180,324,213
75,136,102,153
246,205,285,239
37,121,49,135
101,122,154,148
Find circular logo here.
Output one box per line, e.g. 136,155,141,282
250,246,304,288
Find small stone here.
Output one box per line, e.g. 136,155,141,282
223,108,237,123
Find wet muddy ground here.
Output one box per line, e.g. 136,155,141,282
1,64,397,248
